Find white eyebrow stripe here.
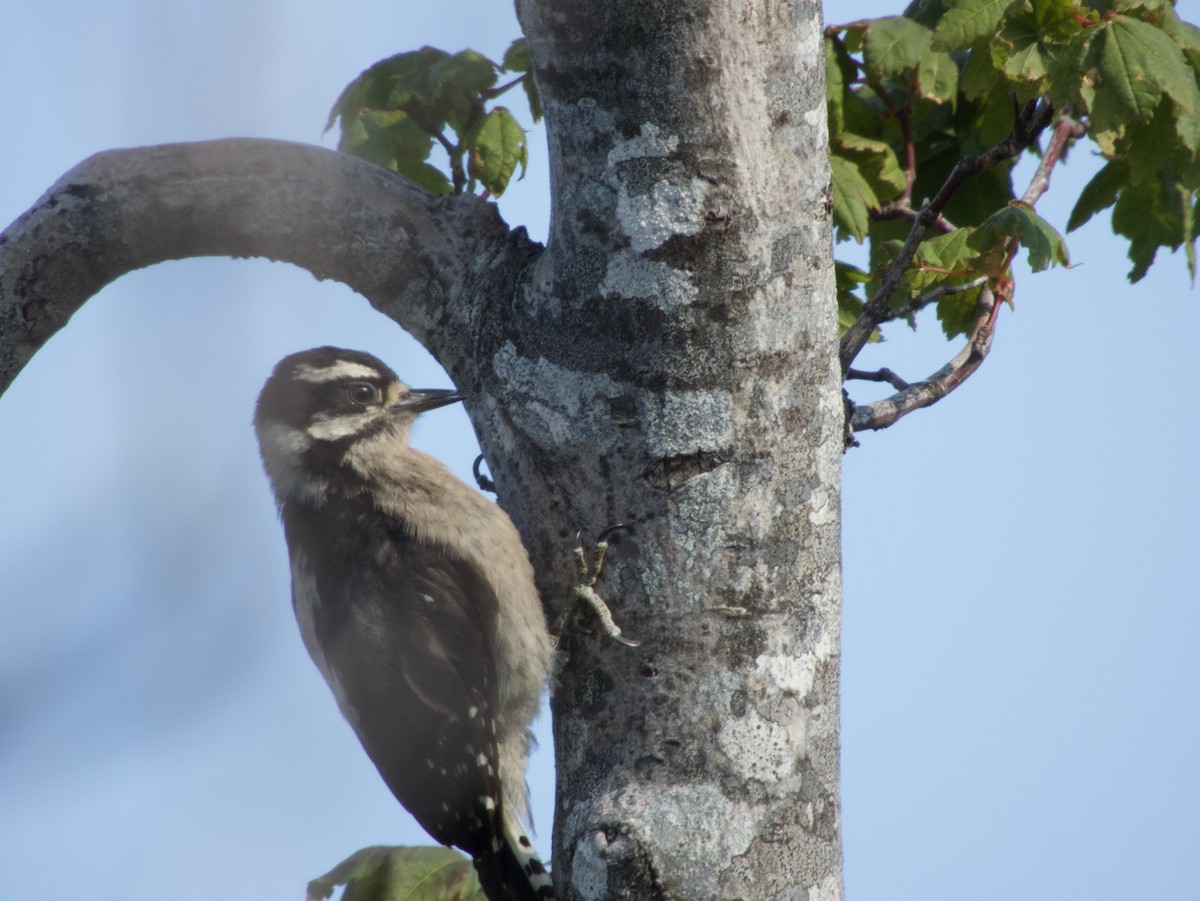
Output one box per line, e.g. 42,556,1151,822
293,361,380,383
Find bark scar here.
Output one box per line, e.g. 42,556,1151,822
641,449,727,492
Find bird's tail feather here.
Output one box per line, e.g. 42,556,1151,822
473,814,555,901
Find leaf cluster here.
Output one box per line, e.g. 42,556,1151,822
307,845,485,901
1054,2,1200,279
326,41,540,197
828,0,1200,345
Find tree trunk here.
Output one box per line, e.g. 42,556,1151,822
479,1,843,897
0,0,842,897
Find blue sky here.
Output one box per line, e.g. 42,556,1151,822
0,2,1196,900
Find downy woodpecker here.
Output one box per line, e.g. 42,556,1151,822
254,347,555,901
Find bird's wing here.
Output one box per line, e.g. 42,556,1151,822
286,503,505,858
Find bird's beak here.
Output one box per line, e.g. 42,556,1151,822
392,388,469,415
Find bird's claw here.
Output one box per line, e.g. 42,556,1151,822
559,524,639,647
472,454,496,494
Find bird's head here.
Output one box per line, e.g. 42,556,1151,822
254,346,466,504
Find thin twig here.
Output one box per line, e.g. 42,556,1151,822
433,130,457,156
483,74,526,99
873,200,956,234
885,275,989,323
846,367,910,390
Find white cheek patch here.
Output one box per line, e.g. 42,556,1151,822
307,410,381,441
257,420,327,504
259,419,312,458
293,361,380,383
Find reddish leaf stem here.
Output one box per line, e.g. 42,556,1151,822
1021,112,1087,207
898,75,918,203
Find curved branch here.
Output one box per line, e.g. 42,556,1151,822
0,138,538,395
848,285,997,434
844,107,1079,439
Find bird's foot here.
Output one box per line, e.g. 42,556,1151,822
472,454,497,494
559,525,639,647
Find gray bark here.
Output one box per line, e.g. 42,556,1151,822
507,2,842,897
0,0,842,897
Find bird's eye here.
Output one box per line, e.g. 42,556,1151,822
346,382,380,406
